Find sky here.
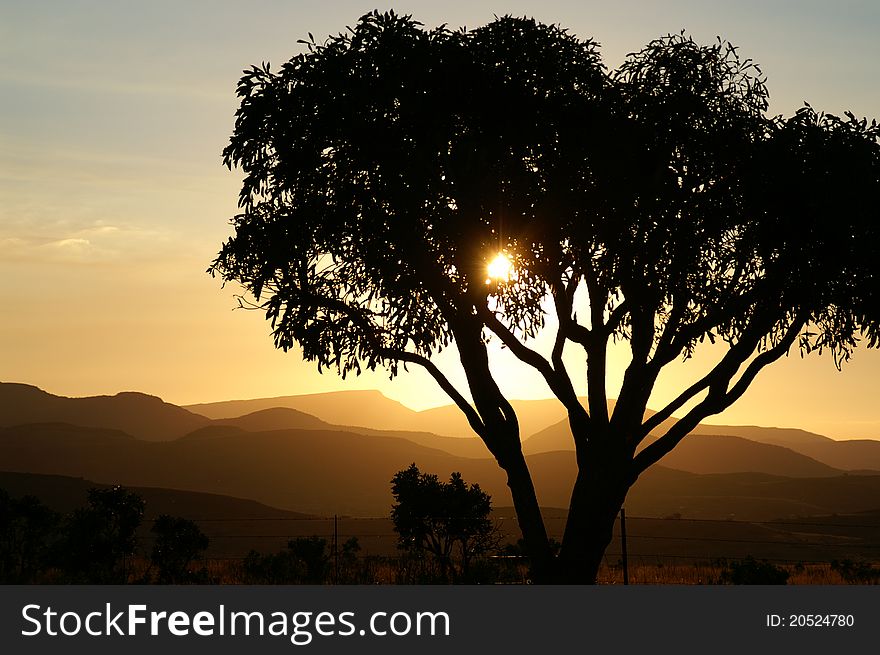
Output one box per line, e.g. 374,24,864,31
1,1,879,439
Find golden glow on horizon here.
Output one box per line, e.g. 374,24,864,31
2,2,878,440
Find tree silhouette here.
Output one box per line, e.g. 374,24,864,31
0,491,59,583
211,11,880,582
58,486,145,583
150,515,210,583
391,464,499,580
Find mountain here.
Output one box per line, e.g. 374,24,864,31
626,467,880,521
0,422,482,515
0,470,312,520
4,420,880,520
524,421,840,477
409,398,585,439
777,439,880,472
215,407,331,432
647,435,841,477
523,415,880,473
5,383,879,522
185,390,418,430
689,424,833,445
185,392,583,438
0,382,208,441
207,408,489,459
0,471,316,558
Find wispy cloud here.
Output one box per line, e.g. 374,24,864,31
0,71,229,102
0,220,174,264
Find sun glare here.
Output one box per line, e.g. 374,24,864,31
486,252,513,283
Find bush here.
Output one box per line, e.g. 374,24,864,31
718,556,789,585
830,559,880,584
150,515,210,584
0,491,60,583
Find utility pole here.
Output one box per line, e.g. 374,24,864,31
620,507,629,585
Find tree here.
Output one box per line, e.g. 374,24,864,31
391,464,499,580
241,536,360,584
211,11,880,582
59,486,145,583
150,515,210,583
0,491,59,583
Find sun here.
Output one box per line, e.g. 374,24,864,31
486,252,513,283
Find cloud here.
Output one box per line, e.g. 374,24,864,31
0,220,174,264
38,237,93,260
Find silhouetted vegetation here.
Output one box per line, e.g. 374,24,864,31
718,557,790,585
0,490,59,583
830,559,880,584
0,485,212,584
56,486,145,583
211,10,880,583
241,536,361,584
148,515,210,584
391,464,501,581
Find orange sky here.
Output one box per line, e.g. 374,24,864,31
2,1,879,439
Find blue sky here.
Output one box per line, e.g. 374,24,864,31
1,1,878,438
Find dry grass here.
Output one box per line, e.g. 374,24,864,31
196,556,874,585
597,561,869,585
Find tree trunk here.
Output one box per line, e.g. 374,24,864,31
499,448,555,583
558,451,632,584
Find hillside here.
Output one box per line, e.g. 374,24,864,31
215,407,331,432
0,470,313,520
689,424,833,445
185,392,591,439
524,416,880,473
0,382,208,441
3,421,880,520
0,422,480,515
185,390,417,430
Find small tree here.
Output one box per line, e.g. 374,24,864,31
213,11,880,582
0,491,59,583
58,486,145,583
241,536,348,584
150,515,210,584
286,536,330,583
391,464,499,580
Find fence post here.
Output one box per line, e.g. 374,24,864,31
620,507,629,585
333,514,339,585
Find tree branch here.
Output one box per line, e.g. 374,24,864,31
632,314,807,475
384,348,487,438
637,308,778,442
478,305,587,425
294,289,487,438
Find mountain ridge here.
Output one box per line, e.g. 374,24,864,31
0,382,209,440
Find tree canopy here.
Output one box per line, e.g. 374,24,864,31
391,463,498,579
212,11,880,582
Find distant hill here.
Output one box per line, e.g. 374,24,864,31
215,407,331,432
185,392,587,439
3,421,880,520
524,416,880,473
0,382,208,441
689,424,833,445
409,398,590,440
627,467,880,521
6,383,879,522
0,422,481,515
649,435,841,477
185,390,418,431
784,439,880,471
198,407,489,459
0,470,312,520
0,471,316,558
